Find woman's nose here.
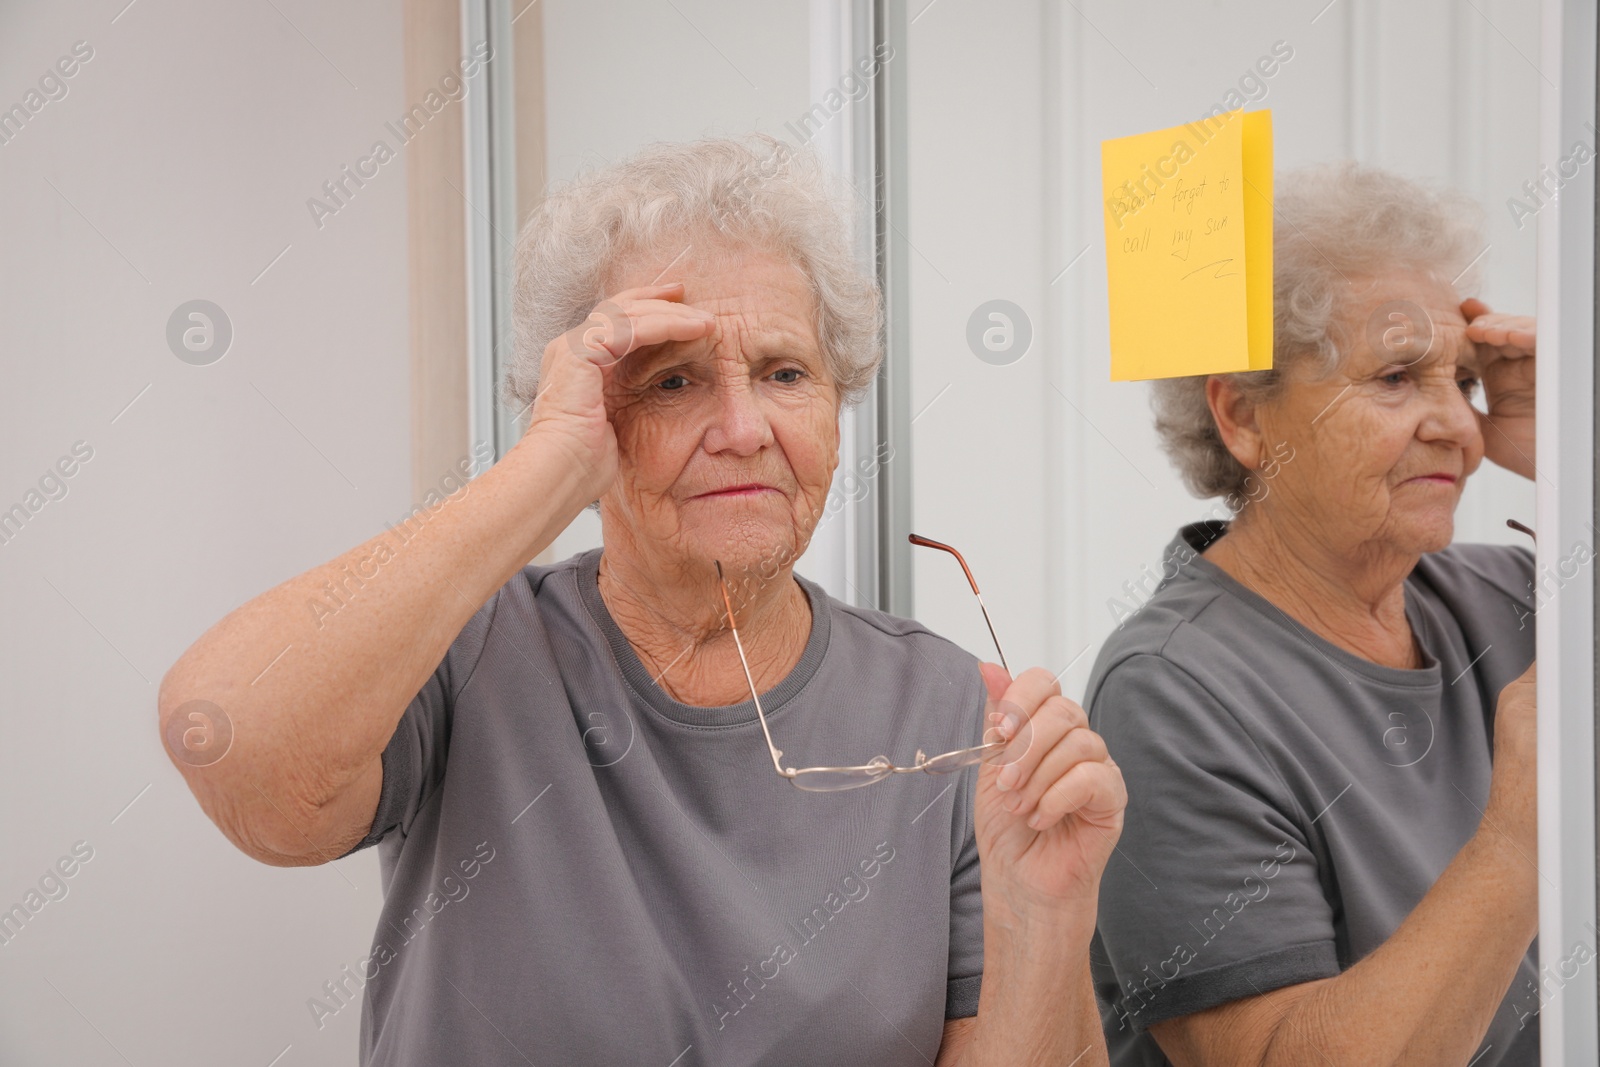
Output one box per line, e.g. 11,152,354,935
1419,376,1482,445
703,382,772,455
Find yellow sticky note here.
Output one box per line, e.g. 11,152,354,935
1101,109,1274,381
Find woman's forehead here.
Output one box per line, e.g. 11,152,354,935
1340,272,1474,368
610,240,803,293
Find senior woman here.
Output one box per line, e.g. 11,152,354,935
158,134,1124,1066
1087,162,1539,1067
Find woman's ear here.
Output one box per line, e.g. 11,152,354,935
1205,375,1266,472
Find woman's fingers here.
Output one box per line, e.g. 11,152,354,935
612,281,688,301
978,661,1012,704
993,666,1061,731
570,298,715,366
1029,757,1127,833
978,662,1123,833
999,723,1108,821
1465,312,1536,356
565,282,681,359
991,674,1081,791
992,695,1084,795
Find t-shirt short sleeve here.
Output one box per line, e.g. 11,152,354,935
945,691,985,1018
335,593,501,858
1090,652,1339,1032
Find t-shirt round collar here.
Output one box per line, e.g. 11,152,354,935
575,547,833,728
1171,521,1443,690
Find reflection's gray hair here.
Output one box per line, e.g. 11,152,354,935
1150,161,1487,500
503,133,883,411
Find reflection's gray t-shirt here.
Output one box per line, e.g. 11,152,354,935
342,548,986,1066
1085,522,1538,1067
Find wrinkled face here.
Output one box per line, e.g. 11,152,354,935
599,245,841,581
1251,270,1486,559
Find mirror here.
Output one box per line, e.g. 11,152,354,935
901,0,1537,688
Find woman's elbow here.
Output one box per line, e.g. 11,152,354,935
157,676,340,866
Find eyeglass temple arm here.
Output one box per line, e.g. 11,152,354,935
715,562,791,777
1507,518,1536,543
908,534,1011,676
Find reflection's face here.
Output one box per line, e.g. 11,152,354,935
599,246,840,579
1254,270,1486,559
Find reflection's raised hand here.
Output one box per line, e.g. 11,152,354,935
1461,297,1536,480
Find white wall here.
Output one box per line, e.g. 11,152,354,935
905,0,1540,697
1,2,409,1064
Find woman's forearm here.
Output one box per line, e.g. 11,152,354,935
1246,830,1536,1067
157,430,591,863
957,906,1108,1067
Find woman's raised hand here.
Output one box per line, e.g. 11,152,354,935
1461,298,1536,480
522,282,716,502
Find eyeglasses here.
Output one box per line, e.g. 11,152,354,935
714,534,1013,792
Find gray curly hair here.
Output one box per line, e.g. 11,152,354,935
1150,161,1487,501
503,133,883,411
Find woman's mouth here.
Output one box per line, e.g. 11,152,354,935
694,484,778,499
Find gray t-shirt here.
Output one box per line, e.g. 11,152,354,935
340,547,987,1066
1085,522,1538,1067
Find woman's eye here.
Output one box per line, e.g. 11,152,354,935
1380,372,1407,387
771,367,805,384
657,375,689,391
1457,376,1480,397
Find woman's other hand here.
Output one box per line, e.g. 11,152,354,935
1483,660,1538,859
1461,298,1536,480
973,663,1126,926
